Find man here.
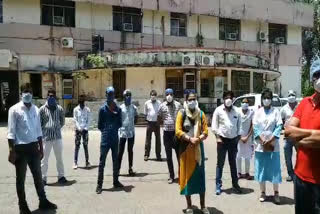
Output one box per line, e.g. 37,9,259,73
280,90,298,182
96,86,123,194
7,84,57,214
144,90,162,161
73,94,91,169
212,90,242,195
40,88,68,185
285,59,320,214
118,89,138,176
158,88,182,184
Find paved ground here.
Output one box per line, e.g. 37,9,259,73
0,125,296,214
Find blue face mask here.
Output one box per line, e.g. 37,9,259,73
107,93,114,102
125,96,131,105
48,96,56,107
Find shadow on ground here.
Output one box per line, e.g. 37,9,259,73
78,165,99,170
102,185,135,193
223,187,254,195
148,158,167,162
183,205,224,214
32,209,57,214
263,195,295,205
120,172,149,177
46,180,77,187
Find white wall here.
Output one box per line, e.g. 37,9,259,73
279,66,302,97
143,10,170,36
76,2,112,30
287,25,302,45
241,20,269,42
3,0,40,24
200,15,219,40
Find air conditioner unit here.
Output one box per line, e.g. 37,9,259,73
53,16,64,25
275,37,285,44
123,23,133,32
201,55,215,66
182,54,195,66
61,37,74,48
258,31,266,41
226,33,237,41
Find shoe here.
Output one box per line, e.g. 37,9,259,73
113,181,124,188
186,208,193,214
19,203,31,214
259,192,266,202
216,185,222,195
58,176,68,184
233,184,243,194
168,178,174,184
202,207,210,214
39,199,57,210
286,176,293,182
156,157,162,161
73,164,78,170
245,173,254,180
96,185,102,194
238,173,243,179
42,179,47,186
86,162,91,168
128,169,136,176
274,192,281,204
144,156,148,161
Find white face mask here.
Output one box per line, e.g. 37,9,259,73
241,103,249,110
151,95,156,102
288,96,296,103
314,79,320,93
166,95,173,103
224,98,233,107
187,100,197,110
263,99,272,107
22,93,32,104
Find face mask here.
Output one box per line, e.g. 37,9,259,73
288,96,296,103
314,78,320,93
151,95,156,102
224,98,233,107
166,95,173,103
22,93,32,104
47,96,56,107
187,100,196,110
107,94,114,102
125,96,131,105
263,99,272,107
241,103,249,110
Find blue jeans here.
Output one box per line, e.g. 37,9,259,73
97,141,119,187
284,138,296,178
216,137,239,187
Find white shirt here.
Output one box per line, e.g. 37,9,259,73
7,101,42,145
280,103,297,126
211,105,241,139
238,108,254,137
73,105,91,131
144,99,161,122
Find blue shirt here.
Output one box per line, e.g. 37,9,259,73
119,104,137,139
98,102,122,145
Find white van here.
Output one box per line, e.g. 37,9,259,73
233,93,282,111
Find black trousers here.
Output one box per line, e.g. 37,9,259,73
163,131,179,179
74,130,89,164
118,137,135,171
15,142,46,206
295,174,320,214
144,121,161,158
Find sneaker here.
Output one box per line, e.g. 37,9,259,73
58,177,68,184
259,192,266,202
86,162,91,168
186,208,193,214
286,175,293,182
168,178,174,184
96,185,102,194
73,164,78,170
144,156,148,161
202,207,210,214
245,173,254,180
39,199,57,210
113,181,124,188
233,184,243,194
216,185,222,195
274,192,281,204
19,203,31,214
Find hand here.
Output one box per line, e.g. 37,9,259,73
8,150,16,165
240,136,248,143
190,137,200,145
216,137,223,144
285,126,303,142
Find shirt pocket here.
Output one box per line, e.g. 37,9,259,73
17,112,28,129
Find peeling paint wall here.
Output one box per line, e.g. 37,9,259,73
3,0,40,25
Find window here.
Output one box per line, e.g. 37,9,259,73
113,6,142,33
219,18,240,40
41,0,75,27
253,72,264,93
166,70,183,98
0,0,3,23
170,13,187,37
231,70,250,97
184,71,196,92
269,23,287,44
30,74,42,99
200,69,227,98
113,70,126,99
63,79,73,99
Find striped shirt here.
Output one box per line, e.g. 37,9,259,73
39,103,65,141
158,100,182,132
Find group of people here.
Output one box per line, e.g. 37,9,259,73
7,60,320,214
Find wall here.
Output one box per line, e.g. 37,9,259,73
279,66,302,97
241,20,269,43
287,25,302,45
3,0,40,25
200,15,219,40
143,10,170,36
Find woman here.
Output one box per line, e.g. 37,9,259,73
253,88,282,204
175,92,209,214
236,98,254,180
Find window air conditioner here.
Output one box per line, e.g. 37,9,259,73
61,37,74,48
123,23,133,32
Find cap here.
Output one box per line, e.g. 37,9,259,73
310,59,320,81
106,86,115,94
123,89,132,96
165,88,173,95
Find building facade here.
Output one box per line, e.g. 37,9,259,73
0,0,313,121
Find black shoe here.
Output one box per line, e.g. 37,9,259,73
233,184,242,194
286,175,293,182
39,199,57,210
156,157,162,161
19,203,31,214
128,169,136,176
113,181,124,188
43,179,47,186
96,185,102,194
58,176,68,184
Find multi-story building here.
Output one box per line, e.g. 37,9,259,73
0,0,313,121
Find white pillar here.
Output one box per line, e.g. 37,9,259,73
227,69,232,90
250,71,254,93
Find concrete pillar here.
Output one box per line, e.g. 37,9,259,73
227,68,232,90
250,71,254,93
197,69,201,97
